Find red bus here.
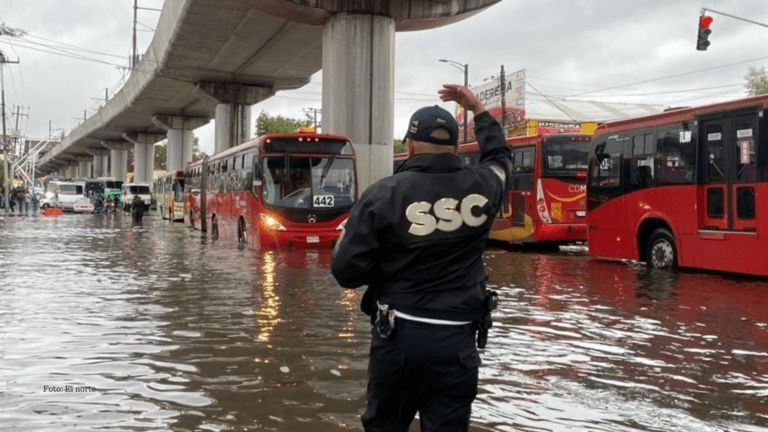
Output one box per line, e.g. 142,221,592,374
586,93,768,276
394,132,591,247
185,131,357,248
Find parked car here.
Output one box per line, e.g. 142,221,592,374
121,183,152,211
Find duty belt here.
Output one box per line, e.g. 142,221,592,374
394,310,472,326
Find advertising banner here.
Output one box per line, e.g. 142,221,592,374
457,68,526,141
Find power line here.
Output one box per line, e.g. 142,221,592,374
19,34,125,59
528,82,743,99
565,56,768,98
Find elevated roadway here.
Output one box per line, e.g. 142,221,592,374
37,0,500,190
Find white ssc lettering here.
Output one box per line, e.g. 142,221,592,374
406,195,489,236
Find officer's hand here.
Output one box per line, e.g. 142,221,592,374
438,84,486,115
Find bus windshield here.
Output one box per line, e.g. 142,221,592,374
59,185,84,195
104,180,123,190
173,179,185,202
262,156,355,209
128,185,151,194
543,137,590,175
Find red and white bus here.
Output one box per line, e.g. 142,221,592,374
394,132,591,247
185,131,357,248
586,93,768,276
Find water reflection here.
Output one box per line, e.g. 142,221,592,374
479,249,768,431
1,214,766,431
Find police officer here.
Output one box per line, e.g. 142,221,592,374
331,84,511,432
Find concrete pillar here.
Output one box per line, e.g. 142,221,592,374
194,82,271,153
123,133,164,185
151,115,209,171
66,163,76,179
102,141,132,181
75,156,93,178
322,13,395,192
87,148,110,178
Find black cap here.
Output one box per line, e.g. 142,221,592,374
403,105,459,146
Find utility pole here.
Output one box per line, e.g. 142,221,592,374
1,51,19,213
499,65,506,130
438,59,469,142
132,0,138,69
304,108,321,131
12,105,29,155
91,88,109,108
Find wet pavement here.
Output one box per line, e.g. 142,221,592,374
1,211,766,431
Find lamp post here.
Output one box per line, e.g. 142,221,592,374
439,59,468,143
1,51,9,213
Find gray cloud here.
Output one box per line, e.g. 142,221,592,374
2,0,766,155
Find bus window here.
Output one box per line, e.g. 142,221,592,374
262,155,355,209
591,136,622,188
659,125,695,184
735,119,757,182
510,146,534,191
627,133,656,189
312,157,355,207
543,137,589,174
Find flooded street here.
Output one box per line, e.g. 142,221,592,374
1,212,766,431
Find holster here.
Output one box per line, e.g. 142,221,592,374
476,289,499,349
374,302,396,339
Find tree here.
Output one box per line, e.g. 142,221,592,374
745,66,768,96
255,111,312,136
192,135,208,160
154,143,167,171
393,139,407,154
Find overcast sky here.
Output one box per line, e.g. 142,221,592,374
1,0,767,155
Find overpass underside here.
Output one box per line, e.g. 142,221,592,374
38,0,500,191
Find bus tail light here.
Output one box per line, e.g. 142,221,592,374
537,179,552,224
260,213,287,231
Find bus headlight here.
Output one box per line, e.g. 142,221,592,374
260,213,286,231
336,218,348,230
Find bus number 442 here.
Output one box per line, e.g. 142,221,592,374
313,195,334,207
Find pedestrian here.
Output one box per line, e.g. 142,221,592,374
23,188,31,214
9,188,16,213
31,191,40,214
331,84,512,432
131,194,146,222
16,187,25,214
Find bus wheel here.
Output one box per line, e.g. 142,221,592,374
211,216,219,240
238,218,247,243
646,228,677,269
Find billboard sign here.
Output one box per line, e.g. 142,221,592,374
457,68,526,141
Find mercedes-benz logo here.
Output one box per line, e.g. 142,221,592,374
307,214,317,223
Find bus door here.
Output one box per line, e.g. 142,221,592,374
509,146,535,227
700,114,758,233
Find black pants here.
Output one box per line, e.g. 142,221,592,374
362,317,480,432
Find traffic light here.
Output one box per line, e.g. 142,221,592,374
697,15,713,51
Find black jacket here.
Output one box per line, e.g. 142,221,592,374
331,111,511,322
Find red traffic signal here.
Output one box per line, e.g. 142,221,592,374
697,15,713,51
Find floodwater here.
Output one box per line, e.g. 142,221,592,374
0,212,766,432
